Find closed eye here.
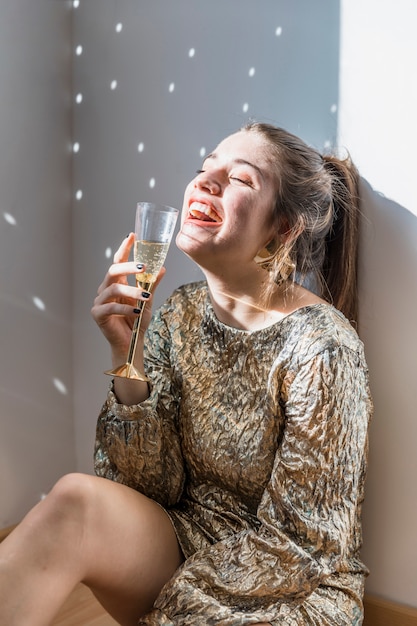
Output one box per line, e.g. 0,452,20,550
230,176,253,187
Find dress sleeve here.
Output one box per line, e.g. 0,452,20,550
139,345,372,625
94,309,185,508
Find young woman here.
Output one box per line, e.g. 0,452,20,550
0,123,372,625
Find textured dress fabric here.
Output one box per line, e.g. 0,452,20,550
94,281,372,625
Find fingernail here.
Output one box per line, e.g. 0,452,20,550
141,291,151,299
133,307,142,314
136,263,144,270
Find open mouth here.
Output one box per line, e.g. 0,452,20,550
188,202,222,223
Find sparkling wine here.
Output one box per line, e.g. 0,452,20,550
134,240,170,288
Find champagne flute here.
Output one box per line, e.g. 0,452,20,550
105,202,179,381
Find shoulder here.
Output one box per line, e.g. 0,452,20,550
151,281,207,325
281,303,366,368
162,280,207,310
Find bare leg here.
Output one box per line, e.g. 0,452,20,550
0,473,183,626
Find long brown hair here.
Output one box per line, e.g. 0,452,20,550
243,122,361,324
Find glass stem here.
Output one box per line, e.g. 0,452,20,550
126,300,146,365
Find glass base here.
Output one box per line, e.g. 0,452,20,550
104,363,149,382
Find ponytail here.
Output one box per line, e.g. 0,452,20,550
243,122,362,325
322,155,361,324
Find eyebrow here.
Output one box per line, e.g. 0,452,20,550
204,153,266,180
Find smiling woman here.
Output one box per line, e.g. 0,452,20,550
0,123,372,626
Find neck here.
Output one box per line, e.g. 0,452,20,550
201,264,326,331
203,264,286,331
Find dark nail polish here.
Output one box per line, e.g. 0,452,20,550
133,307,142,314
141,291,151,299
136,263,144,270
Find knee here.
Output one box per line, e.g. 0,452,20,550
45,473,98,525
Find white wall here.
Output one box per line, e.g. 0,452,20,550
339,0,417,607
0,1,75,527
71,0,340,473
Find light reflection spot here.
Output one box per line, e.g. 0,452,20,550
275,26,283,36
4,212,17,225
73,142,80,153
105,247,112,259
169,82,175,93
116,23,123,33
75,45,83,56
137,142,144,153
242,102,249,113
330,104,337,114
188,48,195,58
75,190,83,200
33,296,46,311
249,67,255,77
199,147,206,158
53,378,68,395
149,178,156,189
110,80,118,90
75,93,83,104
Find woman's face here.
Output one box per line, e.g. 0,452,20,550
176,130,278,271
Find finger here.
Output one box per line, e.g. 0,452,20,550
113,233,135,264
97,261,145,295
94,282,144,309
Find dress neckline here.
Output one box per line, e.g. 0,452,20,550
202,286,339,337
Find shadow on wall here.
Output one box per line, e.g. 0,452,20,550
358,179,417,603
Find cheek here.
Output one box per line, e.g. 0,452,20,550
180,183,194,223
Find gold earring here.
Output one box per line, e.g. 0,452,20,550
277,248,296,283
254,240,277,265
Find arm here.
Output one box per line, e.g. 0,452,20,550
91,233,165,406
139,345,371,625
94,292,185,508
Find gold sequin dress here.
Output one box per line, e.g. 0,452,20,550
95,281,372,625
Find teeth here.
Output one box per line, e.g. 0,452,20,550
189,202,221,222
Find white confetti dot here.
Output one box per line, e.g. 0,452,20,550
53,378,68,395
105,247,112,259
110,80,118,90
137,142,144,153
75,190,83,200
33,296,46,311
75,93,83,104
248,67,255,77
149,178,156,189
169,82,175,93
275,26,283,36
115,23,123,33
199,147,206,158
3,212,16,225
73,142,80,153
330,103,337,114
75,45,83,56
73,0,79,8
188,48,195,58
242,102,249,113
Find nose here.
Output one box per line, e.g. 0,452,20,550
195,171,221,195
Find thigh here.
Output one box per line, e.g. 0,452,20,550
64,473,184,624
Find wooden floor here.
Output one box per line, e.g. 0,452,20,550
52,584,118,626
